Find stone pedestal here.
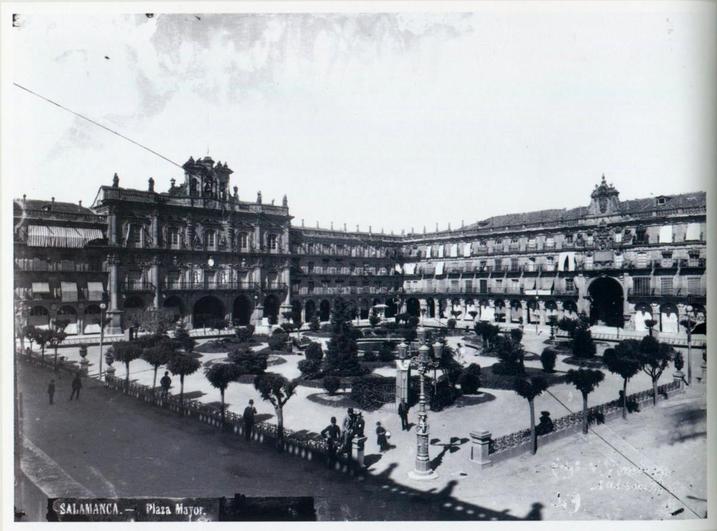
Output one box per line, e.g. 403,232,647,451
106,310,123,335
673,370,685,391
352,436,367,467
469,430,492,467
395,359,411,406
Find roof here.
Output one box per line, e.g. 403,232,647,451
464,191,705,231
14,198,98,217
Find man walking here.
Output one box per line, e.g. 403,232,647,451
243,399,257,441
47,379,55,405
320,416,341,467
398,399,409,430
341,408,355,454
160,371,172,398
69,372,82,401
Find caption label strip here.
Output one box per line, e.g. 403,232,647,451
47,496,316,521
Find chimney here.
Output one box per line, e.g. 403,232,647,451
170,178,176,189
22,194,26,203
233,186,238,198
356,224,359,232
343,223,347,232
112,173,119,188
435,222,439,232
461,219,464,228
369,225,372,233
448,222,451,231
51,197,55,205
301,219,305,227
78,200,82,208
423,226,426,234
257,191,262,204
148,177,155,192
316,221,319,228
330,221,334,230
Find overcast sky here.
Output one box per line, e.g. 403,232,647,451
8,4,716,232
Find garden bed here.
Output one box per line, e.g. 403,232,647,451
562,355,606,368
480,363,567,390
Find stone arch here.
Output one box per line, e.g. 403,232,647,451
232,295,253,326
494,299,506,322
319,299,331,322
193,296,226,329
587,276,624,328
263,294,280,325
633,302,652,332
57,305,78,323
426,298,436,318
527,299,539,324
406,297,420,317
29,305,50,327
509,299,522,323
659,302,679,334
163,295,186,323
83,304,102,334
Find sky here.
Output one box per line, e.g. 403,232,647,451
7,4,716,233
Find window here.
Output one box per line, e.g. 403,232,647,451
565,278,574,292
614,232,623,243
687,277,701,295
685,223,701,241
129,225,141,245
169,228,179,246
239,233,248,249
268,234,278,250
658,225,673,243
564,234,573,244
660,277,673,295
633,277,651,295
206,230,216,248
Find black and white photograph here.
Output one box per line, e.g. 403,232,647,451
1,1,715,527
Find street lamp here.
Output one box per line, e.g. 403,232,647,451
683,304,694,384
407,341,439,480
98,302,106,380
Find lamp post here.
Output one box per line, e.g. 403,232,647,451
98,302,106,380
684,304,694,384
407,340,439,480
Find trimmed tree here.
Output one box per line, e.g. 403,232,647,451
309,316,321,332
565,368,605,434
322,375,341,396
205,363,241,424
234,324,255,343
35,328,52,361
227,347,268,374
638,335,673,405
142,338,176,390
23,324,38,353
305,342,323,361
324,298,362,376
253,373,297,443
173,321,196,353
557,317,578,338
644,319,657,337
513,376,548,454
603,341,641,419
167,353,202,403
49,328,67,370
540,348,557,372
458,363,481,394
110,340,143,391
572,321,596,358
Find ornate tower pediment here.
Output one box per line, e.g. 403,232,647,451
588,175,620,216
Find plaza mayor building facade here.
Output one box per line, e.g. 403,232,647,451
13,157,707,336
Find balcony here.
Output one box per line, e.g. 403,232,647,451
627,287,706,299
121,281,155,292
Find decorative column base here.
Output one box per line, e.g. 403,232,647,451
105,310,123,335
408,468,439,481
352,436,367,467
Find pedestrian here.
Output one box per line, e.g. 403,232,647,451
456,343,464,363
243,399,257,441
398,399,409,431
320,416,341,467
69,372,82,401
354,412,365,438
47,379,55,405
160,371,172,398
376,421,390,452
341,408,355,453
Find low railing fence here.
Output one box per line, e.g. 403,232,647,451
489,379,681,457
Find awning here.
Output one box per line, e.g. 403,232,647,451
61,282,78,302
686,223,701,241
435,262,445,275
450,244,459,257
87,282,105,301
32,282,50,293
422,264,435,275
437,245,444,258
27,225,104,248
540,278,554,290
404,263,416,275
658,225,673,244
463,243,472,257
425,245,432,258
523,278,536,290
557,251,576,272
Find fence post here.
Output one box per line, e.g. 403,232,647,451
469,430,492,467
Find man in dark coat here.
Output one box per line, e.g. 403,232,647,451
243,399,257,441
159,371,172,398
47,379,55,405
320,416,341,467
69,372,82,401
398,399,409,430
341,408,355,454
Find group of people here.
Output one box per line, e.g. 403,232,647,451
320,408,367,465
46,372,83,404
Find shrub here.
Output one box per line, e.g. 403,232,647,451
234,325,255,342
428,377,459,411
406,315,420,328
373,328,388,337
509,328,523,345
558,317,578,338
572,324,596,358
362,349,378,362
280,322,297,334
298,359,322,378
674,351,684,372
268,331,289,352
540,348,557,372
309,317,321,332
458,363,481,394
402,327,417,342
447,318,457,330
369,314,381,328
305,342,324,361
322,375,341,395
227,347,268,374
350,375,394,410
379,341,396,362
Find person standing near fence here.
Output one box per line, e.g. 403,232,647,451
69,372,82,401
243,399,257,441
160,371,172,398
321,416,341,467
341,408,355,454
47,379,55,405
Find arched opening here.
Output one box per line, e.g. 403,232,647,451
305,300,316,322
232,295,253,326
84,304,102,334
588,277,623,327
563,300,578,319
510,300,522,323
291,301,303,324
527,300,539,324
56,305,78,334
544,300,558,322
426,298,436,318
193,296,226,329
263,295,279,325
163,296,185,324
693,322,706,335
28,305,50,327
659,303,679,334
406,297,420,317
123,295,146,329
319,299,331,322
494,300,506,323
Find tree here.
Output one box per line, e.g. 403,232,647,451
110,340,143,391
298,358,322,378
173,321,196,353
557,317,578,338
638,335,673,404
268,330,290,352
253,373,297,443
644,319,657,337
142,338,176,390
305,342,323,361
322,375,341,395
49,328,67,370
234,324,255,342
540,348,557,372
23,324,38,353
572,321,596,358
138,307,172,337
167,353,202,403
603,341,641,419
309,316,321,332
368,312,381,328
447,318,457,330
324,298,363,376
474,321,500,351
513,376,548,454
227,347,267,374
565,369,605,434
205,363,241,424
34,329,52,361
674,351,685,372
493,334,525,374
458,363,481,394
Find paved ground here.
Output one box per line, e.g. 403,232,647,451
17,326,708,521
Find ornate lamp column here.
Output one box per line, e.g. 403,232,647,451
408,342,438,481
